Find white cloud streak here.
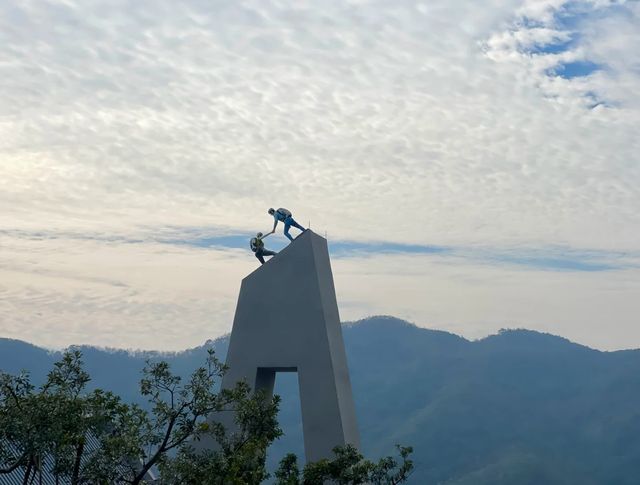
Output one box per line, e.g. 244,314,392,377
1,232,638,351
334,251,640,351
0,234,249,350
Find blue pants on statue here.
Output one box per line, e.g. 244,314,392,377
284,217,305,241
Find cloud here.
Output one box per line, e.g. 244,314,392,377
0,232,250,350
1,229,638,351
1,0,638,246
0,0,638,349
334,250,640,352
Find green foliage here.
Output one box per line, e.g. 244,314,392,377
0,348,281,484
274,444,413,485
274,453,300,485
0,350,128,483
0,370,39,475
2,345,411,484
87,348,284,484
157,386,283,484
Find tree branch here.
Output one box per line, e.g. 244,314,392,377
0,451,28,474
131,411,178,485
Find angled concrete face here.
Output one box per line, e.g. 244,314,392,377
209,230,360,463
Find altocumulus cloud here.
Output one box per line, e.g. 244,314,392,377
0,0,639,350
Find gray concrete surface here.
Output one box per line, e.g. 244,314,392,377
202,229,360,463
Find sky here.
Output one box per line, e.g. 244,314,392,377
1,0,639,351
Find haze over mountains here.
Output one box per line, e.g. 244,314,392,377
2,316,639,484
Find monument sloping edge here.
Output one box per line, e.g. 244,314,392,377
243,229,322,282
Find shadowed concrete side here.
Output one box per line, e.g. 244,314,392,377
200,230,360,463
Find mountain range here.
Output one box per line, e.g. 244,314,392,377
2,316,640,484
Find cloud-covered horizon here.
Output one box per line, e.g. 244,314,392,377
2,227,639,352
1,0,639,350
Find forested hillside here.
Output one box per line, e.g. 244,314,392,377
2,316,639,484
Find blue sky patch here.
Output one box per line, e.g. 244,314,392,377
529,34,576,55
160,229,633,273
481,252,619,272
328,240,449,257
515,3,612,86
4,228,633,273
551,60,602,79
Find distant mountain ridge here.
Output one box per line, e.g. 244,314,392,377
2,316,640,484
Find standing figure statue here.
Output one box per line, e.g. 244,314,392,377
265,207,306,242
250,232,277,265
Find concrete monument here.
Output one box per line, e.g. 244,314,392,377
208,230,360,463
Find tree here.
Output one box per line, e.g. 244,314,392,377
275,444,414,485
0,369,41,480
0,350,128,484
1,349,414,484
113,351,283,484
0,349,282,484
156,386,282,484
